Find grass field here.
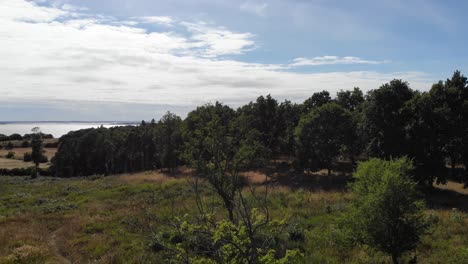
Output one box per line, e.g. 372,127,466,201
0,170,466,264
0,148,57,169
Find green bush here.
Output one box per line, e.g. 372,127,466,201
21,140,30,148
5,151,15,159
346,157,429,264
23,152,32,162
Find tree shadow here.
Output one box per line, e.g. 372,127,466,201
268,170,352,191
256,159,353,191
426,188,468,212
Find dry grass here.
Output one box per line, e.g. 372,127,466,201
0,158,50,169
118,171,177,184
0,171,466,263
434,181,468,195
0,148,57,160
0,158,34,169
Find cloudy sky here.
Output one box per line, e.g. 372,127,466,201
1,0,467,121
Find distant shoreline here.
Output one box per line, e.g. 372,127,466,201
0,121,139,125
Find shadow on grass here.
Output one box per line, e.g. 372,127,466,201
257,159,354,191
268,171,352,192
426,188,468,212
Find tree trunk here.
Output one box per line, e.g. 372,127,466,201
392,254,399,264
327,167,331,177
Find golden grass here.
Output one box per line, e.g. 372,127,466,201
0,158,34,169
0,171,466,263
434,181,468,195
117,171,175,184
0,158,50,169
0,148,57,160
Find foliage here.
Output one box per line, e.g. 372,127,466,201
5,151,15,159
295,103,355,175
23,152,32,162
182,102,266,220
361,79,415,158
336,87,364,111
346,158,429,264
52,113,183,177
303,90,332,112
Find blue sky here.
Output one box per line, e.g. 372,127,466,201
0,0,467,121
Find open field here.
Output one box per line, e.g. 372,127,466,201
0,148,57,161
0,170,466,264
0,148,57,170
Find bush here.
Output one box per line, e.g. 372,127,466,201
21,140,30,148
44,142,59,148
346,158,429,264
6,151,15,159
5,142,14,150
0,167,51,176
8,133,23,141
24,152,32,162
38,154,48,163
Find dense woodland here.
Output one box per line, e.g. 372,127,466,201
50,71,468,187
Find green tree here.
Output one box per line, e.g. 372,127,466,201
30,127,44,178
156,112,183,173
430,71,468,182
403,92,447,185
183,102,265,221
361,79,414,158
277,100,302,156
347,158,428,264
237,95,281,155
302,90,332,113
295,103,355,176
336,87,364,111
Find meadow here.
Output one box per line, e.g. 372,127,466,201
0,168,466,264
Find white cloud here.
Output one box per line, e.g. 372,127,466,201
0,0,433,120
290,56,389,67
135,16,174,25
240,1,268,17
181,21,256,57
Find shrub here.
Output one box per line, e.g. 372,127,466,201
24,152,32,162
21,140,30,147
38,154,48,163
346,158,429,264
6,151,15,159
0,167,51,177
5,142,14,150
44,142,59,148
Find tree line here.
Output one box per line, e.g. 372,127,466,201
51,71,468,186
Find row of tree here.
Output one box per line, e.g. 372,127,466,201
51,71,468,186
0,132,53,142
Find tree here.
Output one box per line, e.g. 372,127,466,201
156,112,183,173
403,92,447,185
336,87,364,111
236,95,281,155
361,79,414,158
295,103,355,176
277,100,302,156
346,158,428,264
182,102,265,221
302,90,332,113
430,71,468,182
31,127,44,178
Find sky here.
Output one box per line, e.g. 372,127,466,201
1,0,467,121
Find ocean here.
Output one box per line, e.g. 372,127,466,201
0,122,137,138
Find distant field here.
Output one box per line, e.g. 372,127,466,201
0,148,56,169
0,170,466,263
0,148,57,161
0,138,58,148
0,158,50,169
